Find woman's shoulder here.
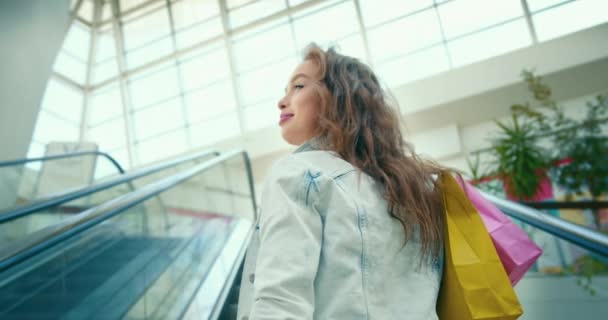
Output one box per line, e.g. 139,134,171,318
269,150,355,181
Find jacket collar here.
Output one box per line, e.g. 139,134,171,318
294,136,324,154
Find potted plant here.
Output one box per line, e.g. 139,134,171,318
512,70,608,230
489,112,550,201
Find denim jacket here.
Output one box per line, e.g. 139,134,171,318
237,139,442,320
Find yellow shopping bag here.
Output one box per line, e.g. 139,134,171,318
437,173,523,320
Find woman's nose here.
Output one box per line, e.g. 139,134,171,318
277,96,287,110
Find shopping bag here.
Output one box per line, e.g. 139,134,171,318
437,173,523,320
456,177,542,286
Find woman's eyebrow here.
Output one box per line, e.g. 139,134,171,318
289,73,310,83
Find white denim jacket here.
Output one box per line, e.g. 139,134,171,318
237,139,442,320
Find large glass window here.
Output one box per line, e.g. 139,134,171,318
228,0,287,29
54,22,91,84
292,0,359,51
88,85,123,126
133,97,185,141
48,0,607,167
27,78,83,157
237,57,297,107
87,118,127,151
129,63,180,108
93,26,119,83
367,8,442,64
185,81,237,124
122,5,173,69
189,113,241,148
232,20,295,73
448,19,531,67
359,0,433,27
438,0,524,39
135,129,188,164
532,0,608,41
179,46,231,91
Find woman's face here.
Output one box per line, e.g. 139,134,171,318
277,60,323,145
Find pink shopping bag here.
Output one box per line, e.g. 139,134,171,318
456,177,542,286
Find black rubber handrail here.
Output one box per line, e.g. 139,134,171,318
0,149,256,272
0,150,125,174
0,149,219,224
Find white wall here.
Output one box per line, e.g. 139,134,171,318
0,0,71,161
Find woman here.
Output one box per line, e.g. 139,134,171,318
237,44,446,320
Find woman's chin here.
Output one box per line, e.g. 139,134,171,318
281,130,304,146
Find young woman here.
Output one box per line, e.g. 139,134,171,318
237,44,446,320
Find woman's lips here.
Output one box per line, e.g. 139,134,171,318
279,113,294,125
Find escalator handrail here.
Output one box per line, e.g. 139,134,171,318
481,190,608,257
0,149,257,272
0,149,220,224
0,150,125,174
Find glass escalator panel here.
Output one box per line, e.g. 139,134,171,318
0,152,120,211
0,152,217,249
511,208,608,320
0,153,255,319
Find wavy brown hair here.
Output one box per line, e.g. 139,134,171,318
304,44,446,261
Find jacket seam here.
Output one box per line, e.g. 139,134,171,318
356,204,371,319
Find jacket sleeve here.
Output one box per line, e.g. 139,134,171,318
249,159,323,319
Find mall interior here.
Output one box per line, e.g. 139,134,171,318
0,0,607,319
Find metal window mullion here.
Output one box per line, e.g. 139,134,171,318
218,0,247,137
51,71,86,91
90,0,325,93
111,0,137,168
520,0,539,44
353,0,374,66
80,0,103,143
433,1,453,69
166,0,192,149
68,0,85,32
284,0,299,57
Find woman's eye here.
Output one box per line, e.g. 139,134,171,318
294,84,304,90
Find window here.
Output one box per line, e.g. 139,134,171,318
367,9,442,63
88,85,123,126
375,45,449,88
133,97,185,141
533,0,608,41
185,81,237,124
237,57,298,107
243,98,279,132
87,118,127,150
179,46,231,91
359,0,433,27
129,63,180,108
171,0,220,30
448,19,531,67
292,1,359,51
189,113,241,147
122,6,171,51
40,79,84,124
136,129,188,164
232,20,295,73
229,0,286,29
438,0,523,39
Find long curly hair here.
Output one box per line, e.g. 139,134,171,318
304,44,446,261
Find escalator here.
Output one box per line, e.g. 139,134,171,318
0,150,219,249
1,149,606,319
0,150,256,319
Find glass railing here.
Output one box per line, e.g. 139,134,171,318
0,151,124,212
482,192,608,320
0,150,256,319
0,150,219,248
